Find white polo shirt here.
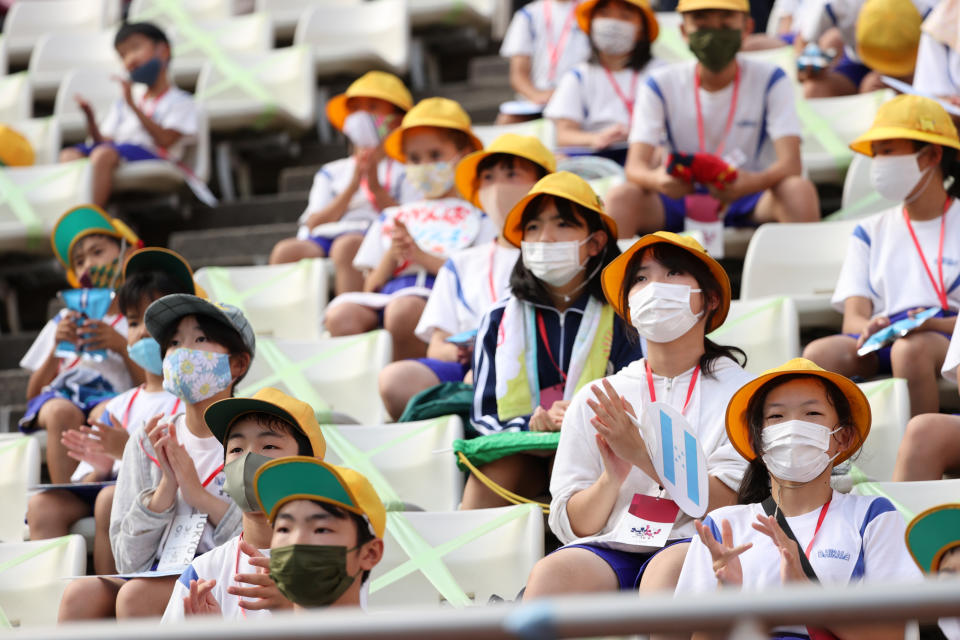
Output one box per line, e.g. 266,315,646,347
915,33,960,97
500,0,592,91
99,84,198,161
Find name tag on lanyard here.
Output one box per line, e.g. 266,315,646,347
156,512,207,572
613,493,680,547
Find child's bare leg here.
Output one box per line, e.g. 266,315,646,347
269,238,325,265
115,576,177,619
378,360,441,421
383,296,428,361
58,577,123,622
26,490,91,540
330,234,365,295
59,148,85,162
37,398,84,483
325,302,379,337
89,145,120,207
93,485,117,575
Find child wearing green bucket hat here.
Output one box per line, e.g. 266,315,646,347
907,504,960,640
19,204,143,483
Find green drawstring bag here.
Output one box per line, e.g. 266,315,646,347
398,382,475,425
453,431,561,470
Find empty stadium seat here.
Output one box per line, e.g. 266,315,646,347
708,296,801,375
651,12,690,62
0,161,94,253
848,378,911,483
0,72,32,123
8,117,63,165
293,0,411,77
852,479,960,521
163,13,273,89
740,218,859,329
255,0,361,41
128,0,240,23
0,535,86,627
53,68,119,144
238,331,392,426
369,504,543,608
322,416,465,512
194,259,329,341
28,31,122,101
0,435,40,543
4,0,111,66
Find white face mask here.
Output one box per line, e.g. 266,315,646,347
761,419,841,484
478,182,532,229
342,110,394,149
869,151,933,203
591,17,638,55
521,237,591,287
628,282,703,343
406,161,456,198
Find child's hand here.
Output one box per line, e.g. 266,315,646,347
696,518,752,587
456,345,473,367
654,166,695,200
391,219,421,263
228,541,294,611
62,427,115,478
76,319,127,354
183,579,222,616
160,425,206,507
146,415,177,483
856,315,891,348
547,400,570,426
54,311,79,347
596,432,632,484
113,76,134,107
79,419,129,461
529,406,560,432
592,124,629,150
74,94,94,117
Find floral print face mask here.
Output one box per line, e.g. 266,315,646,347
162,347,233,403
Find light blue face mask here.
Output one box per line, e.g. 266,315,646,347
127,337,163,376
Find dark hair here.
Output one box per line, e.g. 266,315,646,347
912,141,960,200
440,129,478,152
315,502,377,584
736,374,854,505
509,194,620,305
157,314,253,387
587,0,654,70
117,271,192,317
225,412,313,457
115,22,170,49
618,243,745,375
471,153,549,199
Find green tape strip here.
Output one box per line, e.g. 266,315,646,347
0,536,73,575
848,464,915,521
823,192,885,222
795,98,851,172
0,603,10,630
0,161,90,249
708,296,786,339
363,416,448,459
202,260,314,312
0,437,31,457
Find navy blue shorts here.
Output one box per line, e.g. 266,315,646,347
308,231,364,255
833,52,872,89
843,309,955,375
73,142,158,162
660,191,763,232
559,538,690,590
415,357,468,383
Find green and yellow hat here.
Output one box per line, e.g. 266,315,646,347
576,0,660,42
850,94,960,156
906,504,960,574
254,456,386,538
725,358,872,463
204,388,327,460
325,71,414,132
856,0,922,78
51,205,141,287
382,97,483,163
601,231,730,330
454,134,557,207
122,247,205,297
502,170,618,247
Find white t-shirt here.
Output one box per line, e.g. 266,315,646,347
70,385,183,482
545,60,663,133
915,33,960,97
414,241,519,343
99,84,198,161
500,0,592,92
20,311,132,397
296,157,419,240
352,198,494,279
629,57,801,173
798,0,935,61
549,357,753,552
675,492,923,634
162,535,272,622
831,203,960,318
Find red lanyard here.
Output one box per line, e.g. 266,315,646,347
201,464,224,488
138,88,168,120
361,159,393,211
644,360,700,415
122,386,180,431
602,66,640,118
693,64,741,156
902,199,952,310
543,0,578,82
536,311,567,383
804,500,831,558
488,241,499,303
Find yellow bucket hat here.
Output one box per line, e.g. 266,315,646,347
677,0,749,13
51,205,141,287
576,0,660,42
0,125,35,167
325,71,413,132
725,358,872,464
502,170,618,248
454,134,557,207
856,0,922,78
382,97,483,163
601,231,730,330
850,94,960,156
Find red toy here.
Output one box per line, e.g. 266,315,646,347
666,152,738,191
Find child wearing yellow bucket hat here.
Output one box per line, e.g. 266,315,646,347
611,0,819,241
675,358,923,638
324,97,488,364
543,0,660,159
252,457,386,609
460,171,642,510
524,231,750,598
906,504,960,640
376,134,556,420
804,95,960,418
854,0,922,90
162,388,327,621
269,71,417,297
914,0,960,101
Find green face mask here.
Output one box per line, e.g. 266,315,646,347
223,451,272,513
687,28,742,73
269,544,362,607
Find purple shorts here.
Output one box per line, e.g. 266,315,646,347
660,191,763,233
833,52,872,89
415,357,469,383
559,538,690,590
308,231,364,255
73,142,159,162
843,309,955,375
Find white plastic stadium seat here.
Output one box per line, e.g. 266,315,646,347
847,378,911,483
294,0,411,77
4,0,111,66
0,436,40,543
322,416,465,512
0,72,32,123
254,0,361,41
0,162,94,253
473,119,556,150
8,117,63,165
708,297,800,376
194,259,328,341
837,152,899,217
113,108,211,194
651,12,691,63
740,218,859,329
0,38,8,76
238,331,392,426
28,31,122,101
196,45,316,133
740,46,797,85
369,505,543,608
852,479,960,521
0,535,86,627
128,0,240,23
53,69,120,144
164,13,273,89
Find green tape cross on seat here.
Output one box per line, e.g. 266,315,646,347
0,161,89,250
708,296,787,340
201,259,315,315
795,98,851,172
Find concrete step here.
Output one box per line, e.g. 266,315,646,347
0,370,30,408
184,192,308,230
168,223,299,269
0,332,39,370
468,55,511,89
435,82,514,126
0,405,26,434
279,165,323,194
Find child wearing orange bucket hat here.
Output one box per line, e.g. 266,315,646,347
676,358,923,639
270,71,416,296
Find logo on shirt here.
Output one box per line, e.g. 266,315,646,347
736,119,759,128
630,525,663,541
817,548,851,561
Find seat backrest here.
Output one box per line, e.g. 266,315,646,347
167,12,273,62
28,30,121,90
53,69,119,127
195,259,328,341
8,117,62,165
0,72,32,122
740,218,860,300
368,504,543,608
0,436,40,543
851,479,960,521
322,416,465,512
238,331,392,425
806,90,893,148
128,0,238,22
0,535,87,627
849,378,911,483
840,152,899,214
5,0,108,54
473,118,556,150
255,0,360,38
708,297,800,375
